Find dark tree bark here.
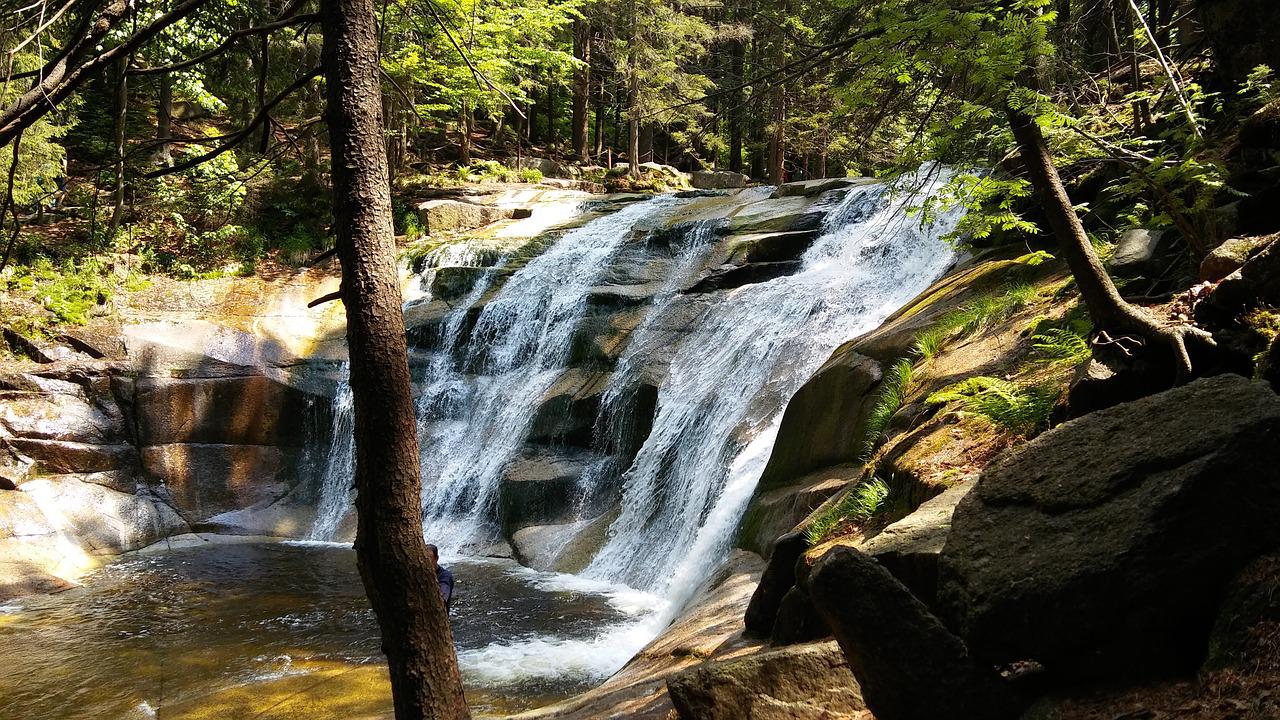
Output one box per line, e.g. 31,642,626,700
592,66,605,158
639,124,653,164
545,82,557,148
571,19,591,163
107,58,129,238
727,27,745,173
1006,104,1213,377
627,47,640,177
319,1,471,718
257,33,272,153
767,85,786,184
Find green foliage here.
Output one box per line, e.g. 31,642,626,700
1241,66,1278,106
860,359,913,460
3,256,145,329
912,283,1038,360
804,477,892,545
928,376,1060,436
1030,327,1091,364
243,171,331,263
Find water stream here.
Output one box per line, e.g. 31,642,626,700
1,174,964,718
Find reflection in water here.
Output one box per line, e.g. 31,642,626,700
0,543,648,719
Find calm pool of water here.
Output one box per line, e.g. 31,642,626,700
0,542,655,719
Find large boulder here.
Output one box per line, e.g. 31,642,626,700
691,170,749,190
1107,228,1166,276
0,490,85,599
1204,552,1280,672
738,467,853,556
745,531,808,636
666,641,865,720
937,375,1280,676
809,546,1018,720
771,177,873,198
511,512,612,573
723,230,821,265
1203,234,1280,318
142,444,296,522
5,438,137,475
528,369,611,446
1199,234,1275,282
498,448,595,533
756,350,882,491
134,375,309,447
0,390,128,444
727,195,829,234
415,199,514,235
19,477,187,554
859,478,975,607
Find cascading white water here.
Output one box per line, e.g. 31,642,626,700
305,172,963,686
417,195,688,553
455,168,965,684
585,167,962,611
308,372,354,541
307,240,512,542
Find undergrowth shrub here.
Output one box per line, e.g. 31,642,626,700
3,256,147,330
1030,327,1091,364
805,477,892,545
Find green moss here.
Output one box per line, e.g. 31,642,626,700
912,282,1039,360
3,256,142,329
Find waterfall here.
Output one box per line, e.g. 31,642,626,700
584,168,962,614
416,195,688,553
308,371,354,541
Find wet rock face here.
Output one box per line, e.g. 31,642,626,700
414,198,518,235
938,375,1280,677
667,640,865,720
691,170,749,190
756,350,881,491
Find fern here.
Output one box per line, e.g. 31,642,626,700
805,478,893,545
860,359,914,460
1030,327,1091,364
928,376,1060,436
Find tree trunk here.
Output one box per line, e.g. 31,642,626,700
728,28,745,173
639,125,653,164
627,53,640,178
545,83,557,149
767,85,785,184
592,65,605,158
1006,104,1211,376
257,32,271,154
156,72,173,167
107,59,128,238
571,20,591,163
459,99,471,165
319,1,471,718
